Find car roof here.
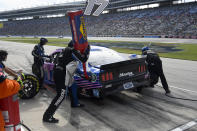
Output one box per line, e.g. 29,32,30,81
88,46,126,66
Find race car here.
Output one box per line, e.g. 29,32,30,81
43,46,150,98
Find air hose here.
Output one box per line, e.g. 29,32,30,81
4,121,31,131
20,121,31,131
165,93,197,101
156,84,197,101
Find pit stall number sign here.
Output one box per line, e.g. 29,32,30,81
84,0,109,16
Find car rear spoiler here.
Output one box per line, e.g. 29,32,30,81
100,58,146,70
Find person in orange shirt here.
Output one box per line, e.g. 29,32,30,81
0,50,21,131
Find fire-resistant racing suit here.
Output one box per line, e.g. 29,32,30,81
43,45,90,123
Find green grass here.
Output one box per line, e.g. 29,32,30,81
160,44,197,61
0,37,197,61
0,37,71,47
112,44,197,61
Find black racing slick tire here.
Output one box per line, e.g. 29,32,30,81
18,74,40,99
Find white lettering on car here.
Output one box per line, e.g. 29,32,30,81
119,72,134,78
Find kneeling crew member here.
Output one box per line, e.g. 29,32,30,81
142,47,171,94
43,41,90,123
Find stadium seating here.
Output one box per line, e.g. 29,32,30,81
0,2,197,38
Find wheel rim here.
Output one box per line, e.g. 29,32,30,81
21,79,35,97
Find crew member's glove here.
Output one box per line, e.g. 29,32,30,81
44,57,51,62
17,73,25,89
20,73,26,80
17,76,23,89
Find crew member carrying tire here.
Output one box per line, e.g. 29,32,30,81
32,38,49,88
142,47,171,94
0,50,21,131
43,41,90,123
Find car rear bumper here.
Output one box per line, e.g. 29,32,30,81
101,73,150,96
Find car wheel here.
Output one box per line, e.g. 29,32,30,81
18,74,40,99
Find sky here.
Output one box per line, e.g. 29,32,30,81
0,0,195,11
0,0,85,11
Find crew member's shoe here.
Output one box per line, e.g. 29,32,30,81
150,84,155,88
43,116,59,123
165,90,171,94
71,103,85,108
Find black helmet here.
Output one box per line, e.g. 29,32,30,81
0,50,8,61
40,38,48,45
68,40,73,48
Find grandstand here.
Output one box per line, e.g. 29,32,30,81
0,0,197,38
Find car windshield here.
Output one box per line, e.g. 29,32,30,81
88,46,127,66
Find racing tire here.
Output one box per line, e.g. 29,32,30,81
18,74,40,99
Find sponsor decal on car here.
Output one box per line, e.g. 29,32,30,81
119,72,134,78
90,48,102,51
79,16,87,40
105,84,112,88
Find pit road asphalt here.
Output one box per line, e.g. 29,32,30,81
0,40,197,131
